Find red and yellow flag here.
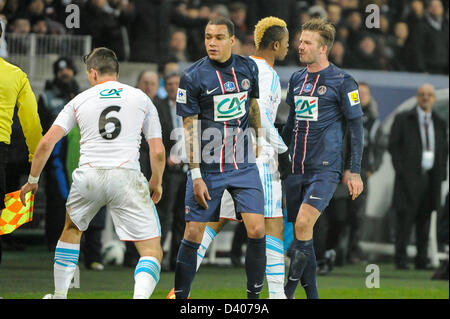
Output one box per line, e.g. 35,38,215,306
0,191,34,235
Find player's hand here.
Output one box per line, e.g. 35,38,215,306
277,150,292,180
19,182,38,206
148,178,163,204
346,173,363,200
193,178,211,210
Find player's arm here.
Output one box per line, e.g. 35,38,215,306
340,77,364,200
19,125,66,205
184,115,211,209
249,98,262,157
258,98,291,179
148,137,165,204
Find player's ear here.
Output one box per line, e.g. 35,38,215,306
230,34,235,46
273,40,280,51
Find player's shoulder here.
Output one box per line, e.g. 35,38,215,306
289,67,307,83
182,56,209,81
327,64,356,85
235,54,258,72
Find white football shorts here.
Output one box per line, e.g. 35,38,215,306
219,156,283,220
66,167,161,241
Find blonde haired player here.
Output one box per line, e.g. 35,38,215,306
20,48,166,299
167,16,291,299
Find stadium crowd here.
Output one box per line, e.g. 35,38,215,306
0,0,448,74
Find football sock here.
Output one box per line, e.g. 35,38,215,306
266,235,285,298
133,256,161,299
245,236,266,299
196,226,217,271
300,244,319,299
174,239,200,299
284,239,313,299
53,240,80,299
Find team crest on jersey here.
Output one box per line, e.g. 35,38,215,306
213,91,247,121
224,81,236,92
303,83,313,93
294,96,318,121
241,78,250,90
317,85,327,95
100,88,123,99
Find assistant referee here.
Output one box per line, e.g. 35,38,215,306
0,20,43,263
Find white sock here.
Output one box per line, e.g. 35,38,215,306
196,226,217,271
133,256,161,299
53,240,80,299
266,235,285,298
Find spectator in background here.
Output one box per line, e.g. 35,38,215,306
389,83,448,270
344,9,363,52
327,3,343,26
329,40,346,68
9,13,30,33
153,71,186,272
0,21,43,263
349,34,383,70
31,14,47,34
169,29,188,62
407,0,449,74
386,21,409,71
156,58,179,100
76,0,129,61
18,0,64,34
229,2,247,43
128,0,207,64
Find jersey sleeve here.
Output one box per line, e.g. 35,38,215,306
281,74,296,146
142,97,162,140
248,59,259,99
339,75,364,120
53,99,77,135
285,73,295,108
176,71,201,117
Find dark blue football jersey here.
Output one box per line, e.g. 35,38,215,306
176,54,259,173
282,63,363,174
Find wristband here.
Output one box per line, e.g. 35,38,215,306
191,168,202,180
28,175,40,184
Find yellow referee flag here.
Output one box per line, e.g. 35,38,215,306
0,190,34,235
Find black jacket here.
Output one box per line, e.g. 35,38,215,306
388,107,448,212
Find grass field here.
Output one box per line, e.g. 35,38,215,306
0,245,448,300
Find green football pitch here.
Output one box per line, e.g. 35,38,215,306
0,245,448,299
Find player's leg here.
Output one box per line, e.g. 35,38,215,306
241,212,266,299
174,221,207,299
284,203,320,299
265,217,285,299
51,212,83,299
197,219,227,270
133,237,163,299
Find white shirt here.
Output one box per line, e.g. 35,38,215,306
416,106,435,171
53,80,162,170
250,56,288,159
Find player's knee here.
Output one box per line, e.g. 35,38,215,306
295,218,313,236
246,222,265,238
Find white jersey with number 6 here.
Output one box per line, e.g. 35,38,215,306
53,80,162,170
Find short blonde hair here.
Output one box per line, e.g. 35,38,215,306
254,16,287,50
301,18,335,55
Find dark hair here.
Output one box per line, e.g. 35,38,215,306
259,25,287,49
83,47,119,75
207,17,235,37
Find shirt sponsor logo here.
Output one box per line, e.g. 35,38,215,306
294,96,318,121
213,91,247,121
348,90,360,106
176,88,187,104
99,88,123,99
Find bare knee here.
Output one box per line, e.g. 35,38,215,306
246,222,265,239
184,222,206,243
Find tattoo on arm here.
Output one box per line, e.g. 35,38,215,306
249,98,261,138
183,115,200,170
